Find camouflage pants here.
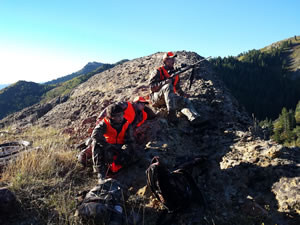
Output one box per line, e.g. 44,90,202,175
77,142,111,173
91,140,120,174
91,139,138,176
150,83,200,121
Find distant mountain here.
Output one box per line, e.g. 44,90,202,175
0,84,10,90
261,35,300,79
0,60,128,120
0,81,55,119
45,61,104,85
41,63,115,103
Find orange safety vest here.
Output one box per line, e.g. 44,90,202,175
110,155,122,173
136,110,147,127
158,66,179,93
123,102,135,123
103,118,130,144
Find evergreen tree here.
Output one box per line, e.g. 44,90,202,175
295,100,300,124
272,108,297,144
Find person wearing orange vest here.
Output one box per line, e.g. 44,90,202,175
95,96,155,128
149,51,202,124
90,104,137,182
131,96,155,128
77,97,155,168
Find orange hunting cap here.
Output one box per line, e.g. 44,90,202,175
163,51,177,61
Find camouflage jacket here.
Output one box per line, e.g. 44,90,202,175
148,66,184,96
91,118,134,149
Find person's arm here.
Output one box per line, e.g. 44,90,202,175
91,120,108,148
149,69,171,92
124,123,136,152
124,123,134,144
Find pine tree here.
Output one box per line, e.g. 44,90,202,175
295,100,300,125
272,108,296,144
281,108,289,132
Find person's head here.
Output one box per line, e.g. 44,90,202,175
133,96,149,111
107,104,124,123
163,51,177,69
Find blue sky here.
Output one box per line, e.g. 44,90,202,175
0,0,299,84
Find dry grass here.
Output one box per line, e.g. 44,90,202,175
0,126,157,225
0,126,96,224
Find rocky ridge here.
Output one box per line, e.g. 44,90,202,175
0,51,299,224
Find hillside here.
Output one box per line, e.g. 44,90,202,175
0,84,10,90
0,62,118,120
45,61,103,85
262,35,300,79
40,63,116,103
211,35,300,120
0,81,55,120
0,51,299,225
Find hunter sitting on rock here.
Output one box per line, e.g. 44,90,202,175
89,104,138,182
78,96,155,167
148,51,203,125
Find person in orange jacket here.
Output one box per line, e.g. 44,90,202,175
149,51,203,125
88,104,137,181
77,97,155,178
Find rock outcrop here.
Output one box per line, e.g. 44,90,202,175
0,51,299,224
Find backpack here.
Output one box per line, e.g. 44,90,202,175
76,178,141,225
76,178,125,224
146,156,203,213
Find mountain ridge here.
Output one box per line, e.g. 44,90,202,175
0,51,299,224
0,84,10,90
1,36,299,122
44,61,103,85
261,35,300,79
0,61,123,120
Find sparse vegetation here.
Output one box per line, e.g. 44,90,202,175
0,126,151,224
41,64,114,103
0,126,95,224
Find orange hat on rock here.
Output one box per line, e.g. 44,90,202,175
133,96,149,104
